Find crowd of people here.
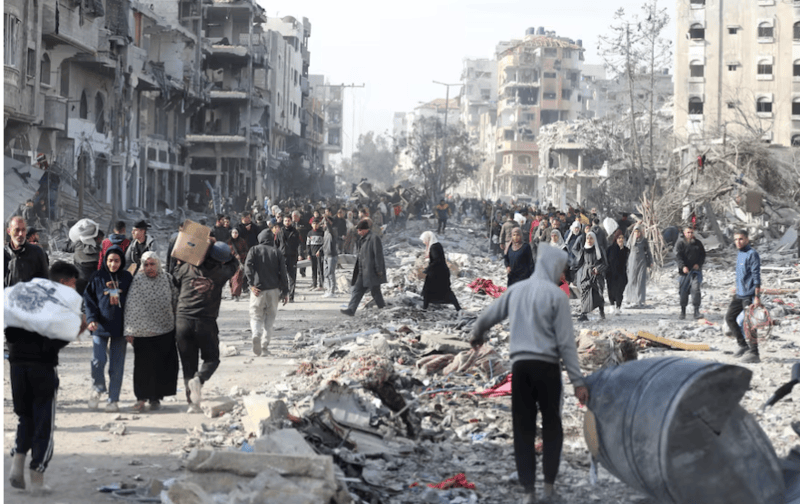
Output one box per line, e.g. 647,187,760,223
3,191,765,499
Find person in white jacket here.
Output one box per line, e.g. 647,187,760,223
470,245,589,504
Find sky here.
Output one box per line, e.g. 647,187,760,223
261,0,677,159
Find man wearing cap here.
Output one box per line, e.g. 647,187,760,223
341,219,387,316
5,216,49,287
174,242,239,413
126,220,156,275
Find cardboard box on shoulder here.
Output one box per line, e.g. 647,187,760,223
171,220,211,266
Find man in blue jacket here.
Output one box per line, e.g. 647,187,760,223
725,229,762,363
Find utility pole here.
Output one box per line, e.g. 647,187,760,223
432,80,461,202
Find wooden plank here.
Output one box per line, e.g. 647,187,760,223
633,331,710,351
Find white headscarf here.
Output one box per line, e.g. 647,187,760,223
584,231,603,258
565,220,582,243
550,229,566,249
420,230,439,257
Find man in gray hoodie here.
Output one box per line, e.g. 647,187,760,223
470,245,588,504
244,229,289,356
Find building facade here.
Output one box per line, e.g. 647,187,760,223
675,0,800,145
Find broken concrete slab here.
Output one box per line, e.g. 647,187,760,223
202,397,237,419
242,396,289,435
418,331,472,354
311,381,371,429
253,428,317,456
163,480,214,504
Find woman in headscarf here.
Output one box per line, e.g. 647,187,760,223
227,227,249,301
504,228,535,287
549,229,567,252
84,245,134,412
625,225,653,308
606,233,630,315
420,231,461,312
123,252,179,412
574,231,608,321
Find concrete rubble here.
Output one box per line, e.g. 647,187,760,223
44,214,800,503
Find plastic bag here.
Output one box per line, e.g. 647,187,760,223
4,278,83,341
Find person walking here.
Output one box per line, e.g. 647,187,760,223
504,228,535,287
227,228,249,301
725,229,762,363
435,199,451,234
5,262,85,496
341,220,387,316
307,218,325,291
126,220,156,276
68,218,102,292
499,212,519,251
675,225,706,320
321,217,339,298
469,245,588,504
279,215,301,301
574,231,608,321
98,221,130,270
605,233,629,315
244,229,289,356
174,242,239,413
123,252,179,412
84,245,134,412
420,231,461,312
625,225,653,308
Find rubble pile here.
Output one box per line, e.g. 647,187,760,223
67,216,799,503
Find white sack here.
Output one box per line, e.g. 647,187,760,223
5,278,83,341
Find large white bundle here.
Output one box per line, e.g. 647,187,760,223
4,278,83,341
603,217,619,237
68,218,99,245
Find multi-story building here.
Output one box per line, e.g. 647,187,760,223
674,0,798,145
460,58,497,141
308,75,343,189
494,28,585,195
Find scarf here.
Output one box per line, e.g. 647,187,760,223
584,231,603,258
420,231,439,257
123,252,177,337
550,229,566,249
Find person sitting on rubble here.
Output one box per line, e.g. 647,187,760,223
505,228,535,288
470,245,588,504
675,225,706,320
419,230,461,312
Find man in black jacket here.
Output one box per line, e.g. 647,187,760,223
173,242,238,413
244,229,288,356
280,215,301,302
675,225,706,319
6,262,85,495
211,213,231,244
236,212,259,249
341,220,387,316
5,216,49,287
293,210,310,278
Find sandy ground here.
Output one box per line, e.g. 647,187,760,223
3,232,799,503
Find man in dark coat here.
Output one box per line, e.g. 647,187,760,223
4,216,49,287
236,212,259,249
674,225,706,320
341,220,386,316
211,214,231,244
280,215,301,301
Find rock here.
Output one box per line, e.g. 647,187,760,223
202,397,237,419
253,428,316,456
242,396,289,435
164,480,214,504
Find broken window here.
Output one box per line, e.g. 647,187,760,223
540,110,559,125
795,60,800,76
728,64,738,71
543,92,557,100
562,89,571,99
688,97,703,115
543,72,556,79
79,91,88,119
758,23,774,39
727,101,737,109
756,97,772,113
40,53,50,86
792,100,800,116
690,61,704,77
563,49,572,58
728,27,739,34
480,89,491,100
543,48,557,57
518,155,532,165
504,129,514,140
689,24,705,40
26,48,35,79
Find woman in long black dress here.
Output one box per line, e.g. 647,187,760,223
420,231,461,311
504,227,535,287
605,233,629,315
575,231,608,322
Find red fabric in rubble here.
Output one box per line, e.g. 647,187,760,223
468,278,506,298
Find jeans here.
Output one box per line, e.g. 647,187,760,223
680,274,702,308
175,317,220,402
249,288,281,351
324,256,338,294
725,295,754,346
512,360,563,487
91,335,127,403
346,281,385,314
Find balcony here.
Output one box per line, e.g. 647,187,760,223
185,133,246,144
42,3,99,52
498,140,537,152
42,95,67,131
209,90,249,101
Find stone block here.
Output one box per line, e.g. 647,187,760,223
202,397,237,419
242,396,289,435
253,428,316,456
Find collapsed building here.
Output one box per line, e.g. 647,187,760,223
3,0,339,229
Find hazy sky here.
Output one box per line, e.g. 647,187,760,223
262,0,676,159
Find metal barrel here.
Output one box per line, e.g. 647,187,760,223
583,357,785,504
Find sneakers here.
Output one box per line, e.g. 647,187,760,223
321,292,333,298
609,305,616,316
252,335,262,356
9,453,25,489
188,377,203,406
186,404,202,414
88,390,102,410
28,469,51,497
340,308,355,316
104,402,119,413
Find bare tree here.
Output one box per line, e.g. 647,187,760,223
339,132,396,189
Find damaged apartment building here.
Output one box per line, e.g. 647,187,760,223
4,0,334,227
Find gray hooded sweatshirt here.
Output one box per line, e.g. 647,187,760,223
471,244,585,388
